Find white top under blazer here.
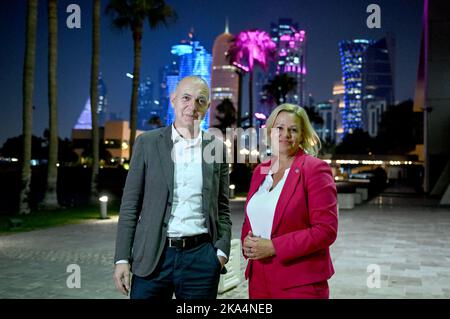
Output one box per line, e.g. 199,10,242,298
246,168,290,239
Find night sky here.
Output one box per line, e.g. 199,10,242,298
0,0,423,145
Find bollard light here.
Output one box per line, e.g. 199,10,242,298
229,184,236,199
99,195,109,219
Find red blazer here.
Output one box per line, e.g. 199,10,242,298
241,150,338,289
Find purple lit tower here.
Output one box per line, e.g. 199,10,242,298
210,21,239,127
270,19,307,107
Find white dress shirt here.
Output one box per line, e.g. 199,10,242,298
246,168,290,239
168,125,207,237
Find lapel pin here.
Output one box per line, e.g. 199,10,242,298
295,168,300,174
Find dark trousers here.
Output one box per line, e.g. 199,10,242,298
130,241,222,299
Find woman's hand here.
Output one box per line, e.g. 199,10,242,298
243,231,276,260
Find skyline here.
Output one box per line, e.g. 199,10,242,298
0,0,423,145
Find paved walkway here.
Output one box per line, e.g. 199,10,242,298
1,192,449,299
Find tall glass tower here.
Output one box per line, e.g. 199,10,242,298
339,37,394,136
339,39,372,135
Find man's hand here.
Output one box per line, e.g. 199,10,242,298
218,255,227,269
113,263,131,296
243,231,275,260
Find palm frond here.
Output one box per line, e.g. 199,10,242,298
105,0,176,30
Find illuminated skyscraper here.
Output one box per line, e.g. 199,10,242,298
74,73,108,129
210,22,239,127
339,37,394,136
339,39,372,135
159,61,179,125
165,31,212,130
270,18,307,106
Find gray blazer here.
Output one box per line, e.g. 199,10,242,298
114,125,232,277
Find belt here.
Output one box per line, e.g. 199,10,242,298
166,233,211,250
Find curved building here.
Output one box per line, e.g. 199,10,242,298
209,23,239,128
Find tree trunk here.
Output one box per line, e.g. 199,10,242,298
41,0,59,210
237,71,242,127
129,24,143,157
19,0,38,215
248,71,254,127
89,0,100,204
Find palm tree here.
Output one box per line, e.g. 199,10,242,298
262,74,298,109
90,0,101,204
106,0,177,155
19,0,38,215
213,98,237,134
228,30,276,127
41,0,59,210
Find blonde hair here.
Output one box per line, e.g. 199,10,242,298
265,103,321,156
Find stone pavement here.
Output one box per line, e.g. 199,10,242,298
0,192,449,299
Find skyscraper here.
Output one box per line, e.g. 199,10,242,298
270,18,307,106
137,77,155,131
165,31,212,130
332,80,345,142
338,39,372,135
339,37,395,136
159,61,179,125
210,22,239,127
74,73,108,129
361,36,395,131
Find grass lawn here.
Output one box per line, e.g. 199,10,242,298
0,203,120,235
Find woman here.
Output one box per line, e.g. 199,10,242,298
241,103,338,299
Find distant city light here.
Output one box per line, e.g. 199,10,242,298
254,113,266,120
171,44,193,55
239,148,250,155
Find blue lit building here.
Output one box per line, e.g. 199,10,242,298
339,39,372,135
159,61,179,125
74,73,108,129
339,37,395,136
165,32,212,130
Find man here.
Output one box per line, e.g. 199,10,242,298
113,76,232,299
